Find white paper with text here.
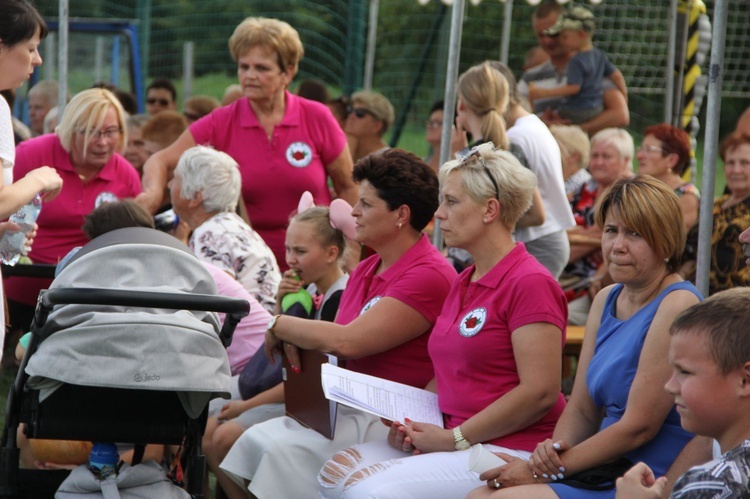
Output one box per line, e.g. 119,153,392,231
321,364,444,427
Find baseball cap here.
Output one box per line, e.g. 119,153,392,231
544,6,596,36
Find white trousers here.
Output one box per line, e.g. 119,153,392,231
318,439,531,499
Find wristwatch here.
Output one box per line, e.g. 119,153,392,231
453,426,471,451
267,314,281,337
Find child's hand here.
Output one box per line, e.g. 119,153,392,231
615,462,666,499
276,270,304,302
218,400,249,422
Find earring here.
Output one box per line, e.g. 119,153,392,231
398,222,402,229
664,258,669,263
483,218,488,223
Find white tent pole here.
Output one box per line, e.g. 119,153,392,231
499,0,514,65
57,0,69,119
433,0,466,249
664,0,678,123
363,0,379,91
695,0,728,297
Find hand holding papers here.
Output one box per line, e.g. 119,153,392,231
320,364,444,427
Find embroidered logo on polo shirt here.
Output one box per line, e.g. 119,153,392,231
360,296,381,315
459,308,487,337
286,142,313,168
95,192,119,208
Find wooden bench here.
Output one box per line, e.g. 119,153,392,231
562,325,586,383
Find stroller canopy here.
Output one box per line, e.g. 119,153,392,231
25,228,233,418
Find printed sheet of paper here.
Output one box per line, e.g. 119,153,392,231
321,364,444,427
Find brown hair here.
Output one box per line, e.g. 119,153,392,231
82,199,154,239
595,175,685,272
228,17,304,75
719,131,750,162
670,288,750,375
141,111,187,149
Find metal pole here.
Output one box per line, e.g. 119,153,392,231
499,0,513,65
432,0,466,250
43,33,56,82
95,37,105,84
695,0,728,297
363,0,379,91
183,41,194,102
664,0,678,123
57,0,69,119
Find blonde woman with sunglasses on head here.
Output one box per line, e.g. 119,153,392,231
317,143,567,499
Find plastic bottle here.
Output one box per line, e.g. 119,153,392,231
0,194,42,266
88,442,119,480
280,273,314,318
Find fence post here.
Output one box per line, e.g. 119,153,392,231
344,0,366,95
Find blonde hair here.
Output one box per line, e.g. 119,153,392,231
291,207,345,260
228,17,304,76
594,175,685,272
550,124,590,172
457,62,509,150
440,142,537,229
56,88,127,157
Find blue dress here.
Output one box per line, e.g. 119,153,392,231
550,281,701,498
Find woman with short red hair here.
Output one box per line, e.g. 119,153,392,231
635,123,699,230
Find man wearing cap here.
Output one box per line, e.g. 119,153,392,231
518,0,629,135
528,5,626,126
345,90,394,162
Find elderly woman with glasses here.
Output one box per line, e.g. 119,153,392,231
683,132,750,295
316,143,567,498
138,17,357,270
6,87,142,334
635,123,699,230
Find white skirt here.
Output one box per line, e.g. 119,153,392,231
220,405,388,498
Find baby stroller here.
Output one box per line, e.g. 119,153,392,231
0,228,250,498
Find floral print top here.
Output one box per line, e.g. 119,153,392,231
190,212,281,312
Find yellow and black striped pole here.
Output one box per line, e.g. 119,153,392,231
675,0,711,180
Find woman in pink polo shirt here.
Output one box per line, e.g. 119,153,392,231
7,88,141,340
318,143,568,498
218,148,457,499
138,17,358,269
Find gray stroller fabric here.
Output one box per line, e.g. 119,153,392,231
55,461,190,498
25,235,232,418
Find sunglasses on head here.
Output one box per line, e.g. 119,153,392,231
147,97,170,106
348,107,376,119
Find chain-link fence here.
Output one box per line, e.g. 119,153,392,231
28,0,750,155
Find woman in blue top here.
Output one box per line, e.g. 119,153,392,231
468,175,702,499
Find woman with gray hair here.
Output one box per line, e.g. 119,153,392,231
564,127,634,325
317,143,567,498
169,145,280,312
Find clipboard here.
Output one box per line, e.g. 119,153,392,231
283,349,338,439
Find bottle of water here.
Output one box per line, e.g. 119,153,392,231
88,442,119,480
0,194,42,266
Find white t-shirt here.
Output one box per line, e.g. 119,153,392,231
509,114,575,242
0,94,15,183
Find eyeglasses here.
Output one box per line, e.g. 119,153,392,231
79,127,122,140
638,145,669,155
348,107,376,119
147,97,171,106
425,120,442,129
183,111,201,121
459,146,500,200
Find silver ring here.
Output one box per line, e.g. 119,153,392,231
493,479,501,489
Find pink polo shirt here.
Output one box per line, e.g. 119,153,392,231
189,92,347,267
7,134,142,305
428,243,567,451
337,235,457,389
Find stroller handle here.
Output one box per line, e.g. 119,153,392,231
35,288,250,347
